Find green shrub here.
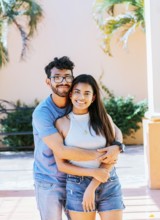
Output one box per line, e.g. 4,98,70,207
101,84,148,137
0,100,39,150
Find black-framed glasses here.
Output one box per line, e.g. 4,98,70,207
49,75,74,83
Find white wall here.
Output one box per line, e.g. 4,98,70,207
0,0,147,105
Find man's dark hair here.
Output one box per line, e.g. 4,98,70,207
44,56,75,78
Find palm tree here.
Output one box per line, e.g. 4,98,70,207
93,0,144,56
0,0,43,68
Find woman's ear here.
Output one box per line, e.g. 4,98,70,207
92,95,96,103
69,92,72,99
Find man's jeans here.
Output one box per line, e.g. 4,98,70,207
34,180,69,220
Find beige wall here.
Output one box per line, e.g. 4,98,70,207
0,0,147,143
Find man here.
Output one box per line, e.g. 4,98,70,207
32,56,124,220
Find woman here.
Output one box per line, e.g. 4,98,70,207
55,74,125,220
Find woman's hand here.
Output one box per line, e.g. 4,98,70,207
82,185,96,212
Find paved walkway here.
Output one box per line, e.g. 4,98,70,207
0,146,160,220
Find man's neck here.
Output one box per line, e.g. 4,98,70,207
51,93,67,108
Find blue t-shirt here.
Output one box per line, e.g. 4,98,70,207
32,95,68,183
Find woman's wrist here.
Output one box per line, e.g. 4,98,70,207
89,178,101,190
87,182,97,191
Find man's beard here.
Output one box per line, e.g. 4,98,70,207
51,84,70,97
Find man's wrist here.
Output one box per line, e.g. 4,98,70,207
112,141,125,152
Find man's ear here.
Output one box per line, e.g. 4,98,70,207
46,78,51,86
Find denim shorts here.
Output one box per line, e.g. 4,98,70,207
66,169,125,212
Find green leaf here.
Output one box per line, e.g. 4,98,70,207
0,99,39,150
100,81,148,136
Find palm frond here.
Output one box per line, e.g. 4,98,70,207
93,0,144,56
103,13,135,33
0,40,8,67
0,20,9,67
13,0,43,37
120,21,137,48
12,18,29,59
101,13,136,55
0,0,43,68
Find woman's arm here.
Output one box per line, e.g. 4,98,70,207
54,155,110,183
82,162,115,212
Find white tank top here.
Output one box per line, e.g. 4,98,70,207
64,112,106,168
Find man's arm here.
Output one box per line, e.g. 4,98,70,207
33,110,102,161
43,119,123,163
43,133,102,161
34,110,122,163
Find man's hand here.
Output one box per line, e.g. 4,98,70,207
92,168,110,183
97,145,120,164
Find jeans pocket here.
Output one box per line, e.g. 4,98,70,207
36,181,54,190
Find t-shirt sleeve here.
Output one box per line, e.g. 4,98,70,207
32,109,58,138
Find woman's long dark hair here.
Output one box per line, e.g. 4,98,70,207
66,74,115,145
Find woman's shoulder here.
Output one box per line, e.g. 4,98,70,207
56,115,68,123
107,113,113,122
56,115,70,127
56,115,70,137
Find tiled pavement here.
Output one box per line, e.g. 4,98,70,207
0,146,160,220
